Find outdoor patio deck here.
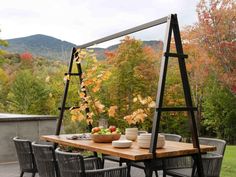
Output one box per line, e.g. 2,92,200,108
0,161,167,177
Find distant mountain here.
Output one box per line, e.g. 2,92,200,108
92,40,163,59
2,34,163,60
2,34,76,60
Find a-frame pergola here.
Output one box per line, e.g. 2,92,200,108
55,14,205,177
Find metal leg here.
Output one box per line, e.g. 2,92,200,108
144,161,153,177
162,159,166,177
145,169,153,177
191,158,196,177
20,171,24,177
101,157,105,168
155,170,158,177
194,154,204,177
119,160,122,167
93,152,98,157
127,163,131,177
162,170,166,177
123,159,131,177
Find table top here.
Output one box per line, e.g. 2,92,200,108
41,134,216,161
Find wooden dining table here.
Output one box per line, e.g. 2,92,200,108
41,134,216,177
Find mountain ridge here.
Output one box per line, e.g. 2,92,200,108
2,34,163,60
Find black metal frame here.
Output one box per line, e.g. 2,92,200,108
55,14,205,177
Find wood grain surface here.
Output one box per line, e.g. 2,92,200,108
41,134,216,161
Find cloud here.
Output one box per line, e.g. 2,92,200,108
0,0,199,46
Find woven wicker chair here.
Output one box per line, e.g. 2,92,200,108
165,137,227,177
13,137,38,177
198,138,226,177
55,148,127,177
130,133,182,177
160,133,182,142
32,142,60,177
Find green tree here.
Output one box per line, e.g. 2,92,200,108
202,76,236,143
0,68,9,111
0,29,8,55
7,70,50,114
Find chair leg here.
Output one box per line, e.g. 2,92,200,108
101,154,105,168
162,170,166,177
144,168,153,177
31,172,36,177
119,160,122,166
155,170,158,177
101,158,105,168
20,171,24,177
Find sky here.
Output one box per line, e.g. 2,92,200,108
0,0,199,47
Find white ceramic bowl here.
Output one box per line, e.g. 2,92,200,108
157,138,165,148
139,133,152,137
138,134,152,140
138,131,148,135
137,141,150,149
112,140,132,148
137,133,165,148
125,134,137,141
125,128,138,132
125,128,138,141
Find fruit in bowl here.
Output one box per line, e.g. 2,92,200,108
91,126,121,143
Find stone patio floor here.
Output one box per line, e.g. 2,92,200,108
0,161,168,177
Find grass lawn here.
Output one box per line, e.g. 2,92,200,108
221,145,236,177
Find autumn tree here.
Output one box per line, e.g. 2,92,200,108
181,0,236,142
20,52,33,61
104,37,160,130
196,0,236,93
182,26,214,127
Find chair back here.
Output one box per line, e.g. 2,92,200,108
162,134,192,170
13,137,37,172
55,148,86,177
162,133,182,142
198,137,226,177
32,142,59,177
199,137,226,155
85,166,128,177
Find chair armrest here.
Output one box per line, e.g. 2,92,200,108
201,153,222,160
85,166,127,177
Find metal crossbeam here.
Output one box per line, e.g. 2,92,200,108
58,106,80,110
156,107,198,112
77,16,168,49
164,52,188,58
64,73,81,76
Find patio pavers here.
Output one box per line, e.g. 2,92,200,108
0,161,166,177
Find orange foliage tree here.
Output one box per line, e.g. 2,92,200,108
180,0,236,140
180,0,236,121
70,37,161,131
196,0,236,93
20,52,33,61
104,37,160,130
